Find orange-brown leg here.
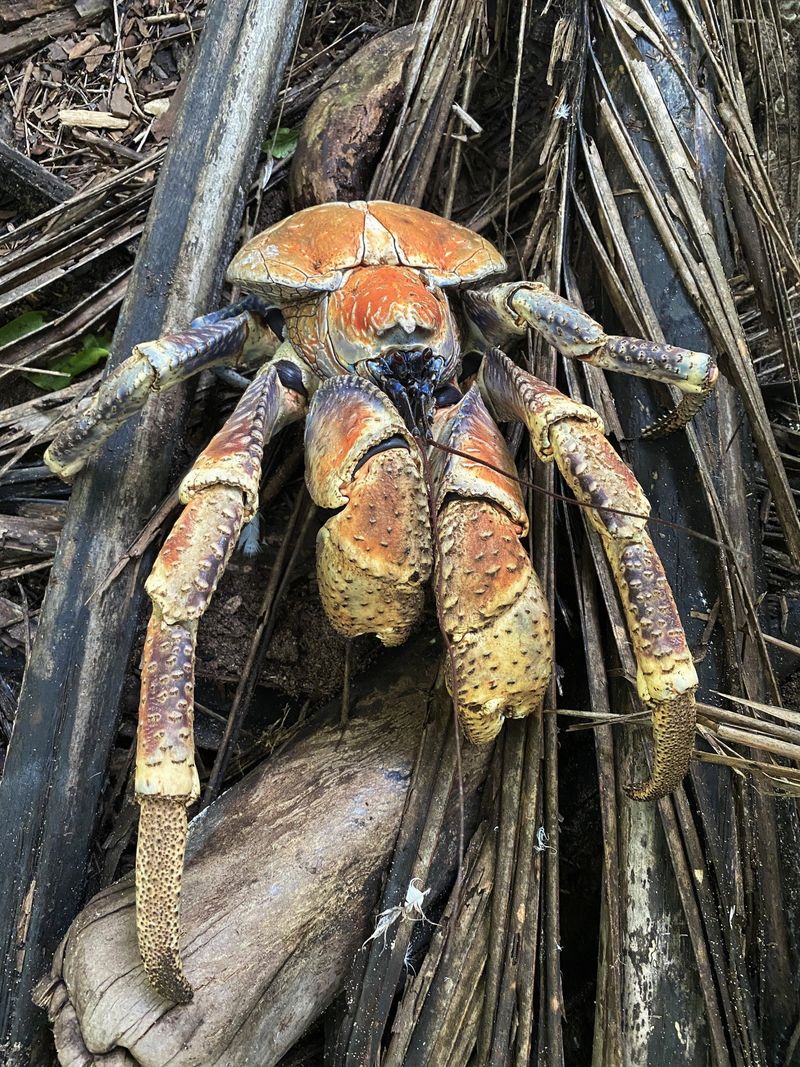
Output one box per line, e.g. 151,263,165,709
135,362,306,1001
479,348,697,798
463,282,717,436
431,386,552,743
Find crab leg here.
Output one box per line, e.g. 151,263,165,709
135,361,306,1002
479,348,697,798
44,297,278,481
431,386,552,743
464,282,717,435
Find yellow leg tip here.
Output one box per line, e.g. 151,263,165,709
136,795,194,1003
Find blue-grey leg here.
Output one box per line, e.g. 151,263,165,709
45,299,279,480
463,281,718,436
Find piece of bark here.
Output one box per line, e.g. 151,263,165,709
0,0,73,21
0,1,109,61
0,0,305,1057
289,26,417,209
0,513,61,559
34,645,490,1067
0,140,74,213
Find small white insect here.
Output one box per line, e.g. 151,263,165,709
534,826,556,854
363,878,438,949
554,100,571,121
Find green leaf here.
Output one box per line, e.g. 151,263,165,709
23,333,111,392
0,311,46,349
262,126,299,160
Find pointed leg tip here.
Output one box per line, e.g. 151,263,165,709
624,776,679,802
146,958,195,1004
624,690,696,801
640,383,715,438
136,794,193,1004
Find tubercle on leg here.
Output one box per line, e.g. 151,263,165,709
134,364,307,1002
43,309,285,483
135,605,200,1003
136,795,193,1004
179,359,307,519
465,281,717,434
44,354,156,480
478,349,697,799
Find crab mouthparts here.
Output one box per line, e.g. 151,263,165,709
367,349,446,437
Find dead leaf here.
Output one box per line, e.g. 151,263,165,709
109,83,132,118
67,34,99,61
84,44,111,73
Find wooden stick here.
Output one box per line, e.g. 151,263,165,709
0,0,305,1052
0,140,74,213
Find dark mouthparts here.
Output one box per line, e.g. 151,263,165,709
367,349,446,437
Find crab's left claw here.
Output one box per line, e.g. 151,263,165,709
464,282,718,437
480,349,697,799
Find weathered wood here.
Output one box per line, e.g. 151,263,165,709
0,0,73,21
598,26,721,1066
0,513,60,559
0,0,304,1058
0,1,108,61
595,1,791,1062
0,140,74,213
289,26,417,209
34,644,489,1067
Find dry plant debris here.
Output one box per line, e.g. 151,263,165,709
0,0,799,1063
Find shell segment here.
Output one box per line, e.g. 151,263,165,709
368,201,506,286
226,201,506,302
304,375,413,507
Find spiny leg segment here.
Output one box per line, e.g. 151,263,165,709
135,361,306,1001
431,386,552,743
479,348,698,798
44,297,278,481
464,281,717,436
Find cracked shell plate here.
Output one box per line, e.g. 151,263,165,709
226,201,507,301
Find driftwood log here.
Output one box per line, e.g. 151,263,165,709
0,0,304,1059
289,25,417,209
34,644,490,1067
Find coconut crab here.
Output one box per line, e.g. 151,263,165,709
44,200,716,1004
